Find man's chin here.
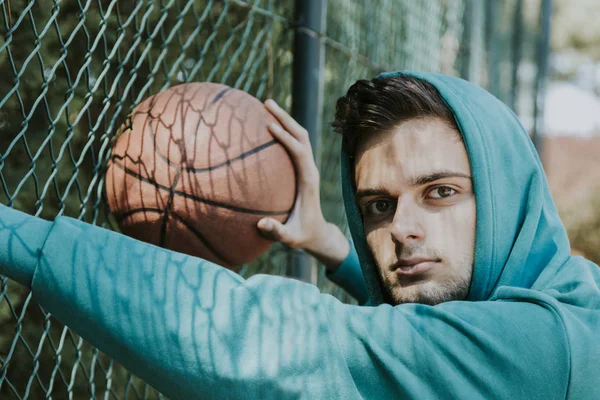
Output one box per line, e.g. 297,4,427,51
386,287,439,306
384,279,469,306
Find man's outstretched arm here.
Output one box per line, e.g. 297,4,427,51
0,204,569,399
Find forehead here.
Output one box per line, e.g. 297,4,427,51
354,117,470,187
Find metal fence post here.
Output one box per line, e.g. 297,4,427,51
485,0,501,99
509,0,524,112
532,0,553,161
287,0,326,284
459,0,484,85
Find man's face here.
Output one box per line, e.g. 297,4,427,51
354,117,476,306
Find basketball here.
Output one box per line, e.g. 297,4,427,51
104,82,297,270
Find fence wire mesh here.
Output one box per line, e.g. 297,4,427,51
0,0,546,398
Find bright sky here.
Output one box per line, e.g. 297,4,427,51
544,81,600,136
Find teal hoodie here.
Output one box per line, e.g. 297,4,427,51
0,72,599,399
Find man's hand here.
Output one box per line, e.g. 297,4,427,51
257,99,350,271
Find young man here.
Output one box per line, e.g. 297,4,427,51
0,72,598,399
258,74,475,307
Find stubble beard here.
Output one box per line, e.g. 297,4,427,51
378,254,473,306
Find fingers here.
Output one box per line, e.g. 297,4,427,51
268,122,319,182
257,218,295,246
268,122,302,156
264,99,310,144
264,100,319,188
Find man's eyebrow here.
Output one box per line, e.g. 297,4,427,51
355,186,392,200
409,171,472,186
355,171,471,199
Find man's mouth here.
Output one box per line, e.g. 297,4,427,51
392,258,440,276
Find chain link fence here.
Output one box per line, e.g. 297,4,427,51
0,0,548,398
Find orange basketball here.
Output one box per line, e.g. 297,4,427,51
105,82,296,270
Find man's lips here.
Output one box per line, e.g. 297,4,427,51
391,258,440,276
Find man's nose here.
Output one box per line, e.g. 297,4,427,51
390,197,425,245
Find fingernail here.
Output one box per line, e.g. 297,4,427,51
270,122,282,133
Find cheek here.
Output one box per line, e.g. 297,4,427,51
365,224,394,261
427,199,476,251
456,198,477,243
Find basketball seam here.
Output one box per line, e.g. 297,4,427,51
114,207,163,222
152,131,279,173
185,139,278,173
159,166,182,248
149,86,234,168
210,86,232,105
110,156,293,215
168,211,234,266
112,207,234,267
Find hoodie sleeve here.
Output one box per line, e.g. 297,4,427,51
0,207,570,400
325,239,369,305
0,205,53,287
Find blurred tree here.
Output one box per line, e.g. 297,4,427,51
552,0,600,59
564,190,600,265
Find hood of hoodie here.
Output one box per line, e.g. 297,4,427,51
341,71,577,306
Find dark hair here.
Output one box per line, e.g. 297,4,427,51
331,74,460,155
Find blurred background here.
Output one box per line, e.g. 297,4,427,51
541,0,600,263
0,0,598,398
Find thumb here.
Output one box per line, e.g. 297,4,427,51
257,218,293,245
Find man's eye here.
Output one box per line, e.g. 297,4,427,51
428,186,457,199
364,200,394,216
